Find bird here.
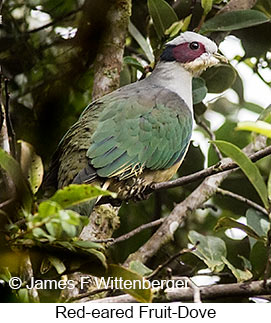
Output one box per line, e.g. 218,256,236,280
45,31,225,207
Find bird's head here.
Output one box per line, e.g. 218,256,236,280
160,31,227,76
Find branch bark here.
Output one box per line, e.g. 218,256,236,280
87,279,271,303
218,0,257,14
92,0,131,100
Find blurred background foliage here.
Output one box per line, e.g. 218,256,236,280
1,0,271,302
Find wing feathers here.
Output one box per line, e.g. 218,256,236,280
85,86,192,180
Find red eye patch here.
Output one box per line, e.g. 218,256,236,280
172,42,206,63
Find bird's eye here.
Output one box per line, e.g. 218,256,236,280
189,42,200,50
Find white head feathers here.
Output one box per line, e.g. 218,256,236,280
166,31,218,55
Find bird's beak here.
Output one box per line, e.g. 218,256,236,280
213,52,228,64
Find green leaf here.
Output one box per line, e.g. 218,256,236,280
254,0,271,18
212,140,269,209
32,227,54,241
120,64,132,86
214,216,264,242
268,171,271,202
165,20,184,38
82,248,107,269
192,77,207,104
188,230,226,272
107,264,153,303
201,0,213,16
202,64,236,93
18,140,43,194
241,102,264,114
73,240,104,251
17,288,29,303
236,120,271,138
181,14,192,32
42,0,76,18
238,255,252,271
48,255,66,274
246,209,270,248
0,267,12,283
49,184,116,209
250,241,268,278
53,241,76,252
0,147,33,212
61,221,77,237
201,10,270,34
232,71,244,102
45,221,62,238
147,0,178,39
207,119,251,166
128,21,154,63
233,23,271,59
38,200,61,220
258,104,271,123
222,256,253,282
129,261,153,276
123,56,145,73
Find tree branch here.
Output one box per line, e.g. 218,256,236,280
218,0,258,14
87,279,271,303
216,187,269,216
96,143,271,207
124,136,267,266
109,218,164,246
91,0,131,100
0,69,16,201
152,144,271,192
146,245,198,280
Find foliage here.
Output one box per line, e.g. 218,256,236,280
1,0,271,303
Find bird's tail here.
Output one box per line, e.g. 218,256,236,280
71,198,97,218
71,181,111,222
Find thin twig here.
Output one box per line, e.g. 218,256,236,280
186,277,201,303
264,230,271,283
109,218,165,246
4,78,16,158
27,8,82,34
66,288,111,303
194,14,206,33
0,198,15,209
216,188,269,216
254,64,271,87
20,252,40,302
146,244,198,280
195,115,223,160
96,203,216,245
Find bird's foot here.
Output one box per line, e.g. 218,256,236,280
131,185,152,202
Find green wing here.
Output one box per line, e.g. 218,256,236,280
86,87,192,180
